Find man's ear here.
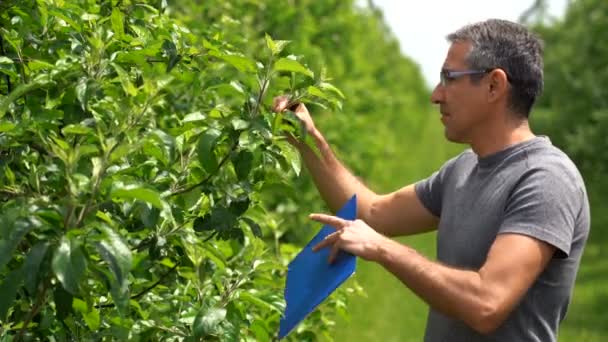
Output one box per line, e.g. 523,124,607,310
487,69,509,102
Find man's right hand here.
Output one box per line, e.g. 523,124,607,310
272,96,318,139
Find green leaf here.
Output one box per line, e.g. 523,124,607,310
162,39,177,59
49,8,82,30
75,77,89,110
167,54,182,73
4,165,15,184
215,53,256,73
28,59,54,72
274,58,314,78
265,34,290,56
0,79,49,118
96,225,132,288
307,85,330,100
0,218,37,272
112,63,137,96
0,266,24,320
197,128,221,173
231,118,249,131
229,197,250,216
320,82,345,99
250,319,271,341
193,307,227,338
112,186,165,209
194,207,236,233
183,111,206,123
277,141,301,176
96,225,132,315
54,285,73,320
52,236,87,295
231,150,253,181
0,121,16,132
111,8,124,39
239,291,281,312
241,217,262,238
61,124,95,136
0,56,18,79
73,298,100,330
24,242,50,295
96,211,115,226
150,129,176,165
193,215,213,232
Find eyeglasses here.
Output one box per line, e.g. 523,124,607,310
439,68,493,86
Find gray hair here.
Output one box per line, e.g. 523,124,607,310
447,19,544,118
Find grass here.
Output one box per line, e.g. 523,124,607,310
329,115,608,341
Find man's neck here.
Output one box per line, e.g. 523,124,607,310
469,119,535,158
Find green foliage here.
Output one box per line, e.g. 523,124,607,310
532,0,608,178
0,0,349,340
530,1,608,340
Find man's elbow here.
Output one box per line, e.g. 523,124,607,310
470,302,507,335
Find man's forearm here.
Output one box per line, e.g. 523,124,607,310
295,129,377,218
373,238,499,334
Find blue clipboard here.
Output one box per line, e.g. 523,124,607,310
279,195,358,339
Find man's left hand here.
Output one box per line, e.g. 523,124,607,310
310,214,388,263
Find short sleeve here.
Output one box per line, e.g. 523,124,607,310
498,167,582,258
414,156,459,218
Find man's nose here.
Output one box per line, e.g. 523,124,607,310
430,83,444,104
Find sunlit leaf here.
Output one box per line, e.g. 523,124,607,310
52,236,87,295
112,186,165,209
111,63,137,96
274,58,313,78
111,8,124,39
193,307,227,338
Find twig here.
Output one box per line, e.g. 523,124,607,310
203,231,217,242
17,281,50,341
74,100,151,229
169,140,238,197
130,263,179,300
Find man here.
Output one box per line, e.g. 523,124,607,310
273,19,589,341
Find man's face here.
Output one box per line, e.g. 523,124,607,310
430,41,490,143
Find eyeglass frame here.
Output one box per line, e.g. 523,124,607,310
439,68,496,87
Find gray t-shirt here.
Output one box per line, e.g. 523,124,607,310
414,136,590,342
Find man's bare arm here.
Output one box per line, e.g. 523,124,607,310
376,233,555,333
276,98,438,236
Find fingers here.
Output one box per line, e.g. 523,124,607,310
272,95,304,113
312,230,341,252
328,243,340,264
272,96,290,112
312,230,343,264
309,213,348,229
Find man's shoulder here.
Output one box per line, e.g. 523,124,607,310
524,137,584,182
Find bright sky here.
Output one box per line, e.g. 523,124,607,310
370,0,568,88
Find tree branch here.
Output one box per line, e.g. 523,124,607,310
96,263,179,308
169,140,238,197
